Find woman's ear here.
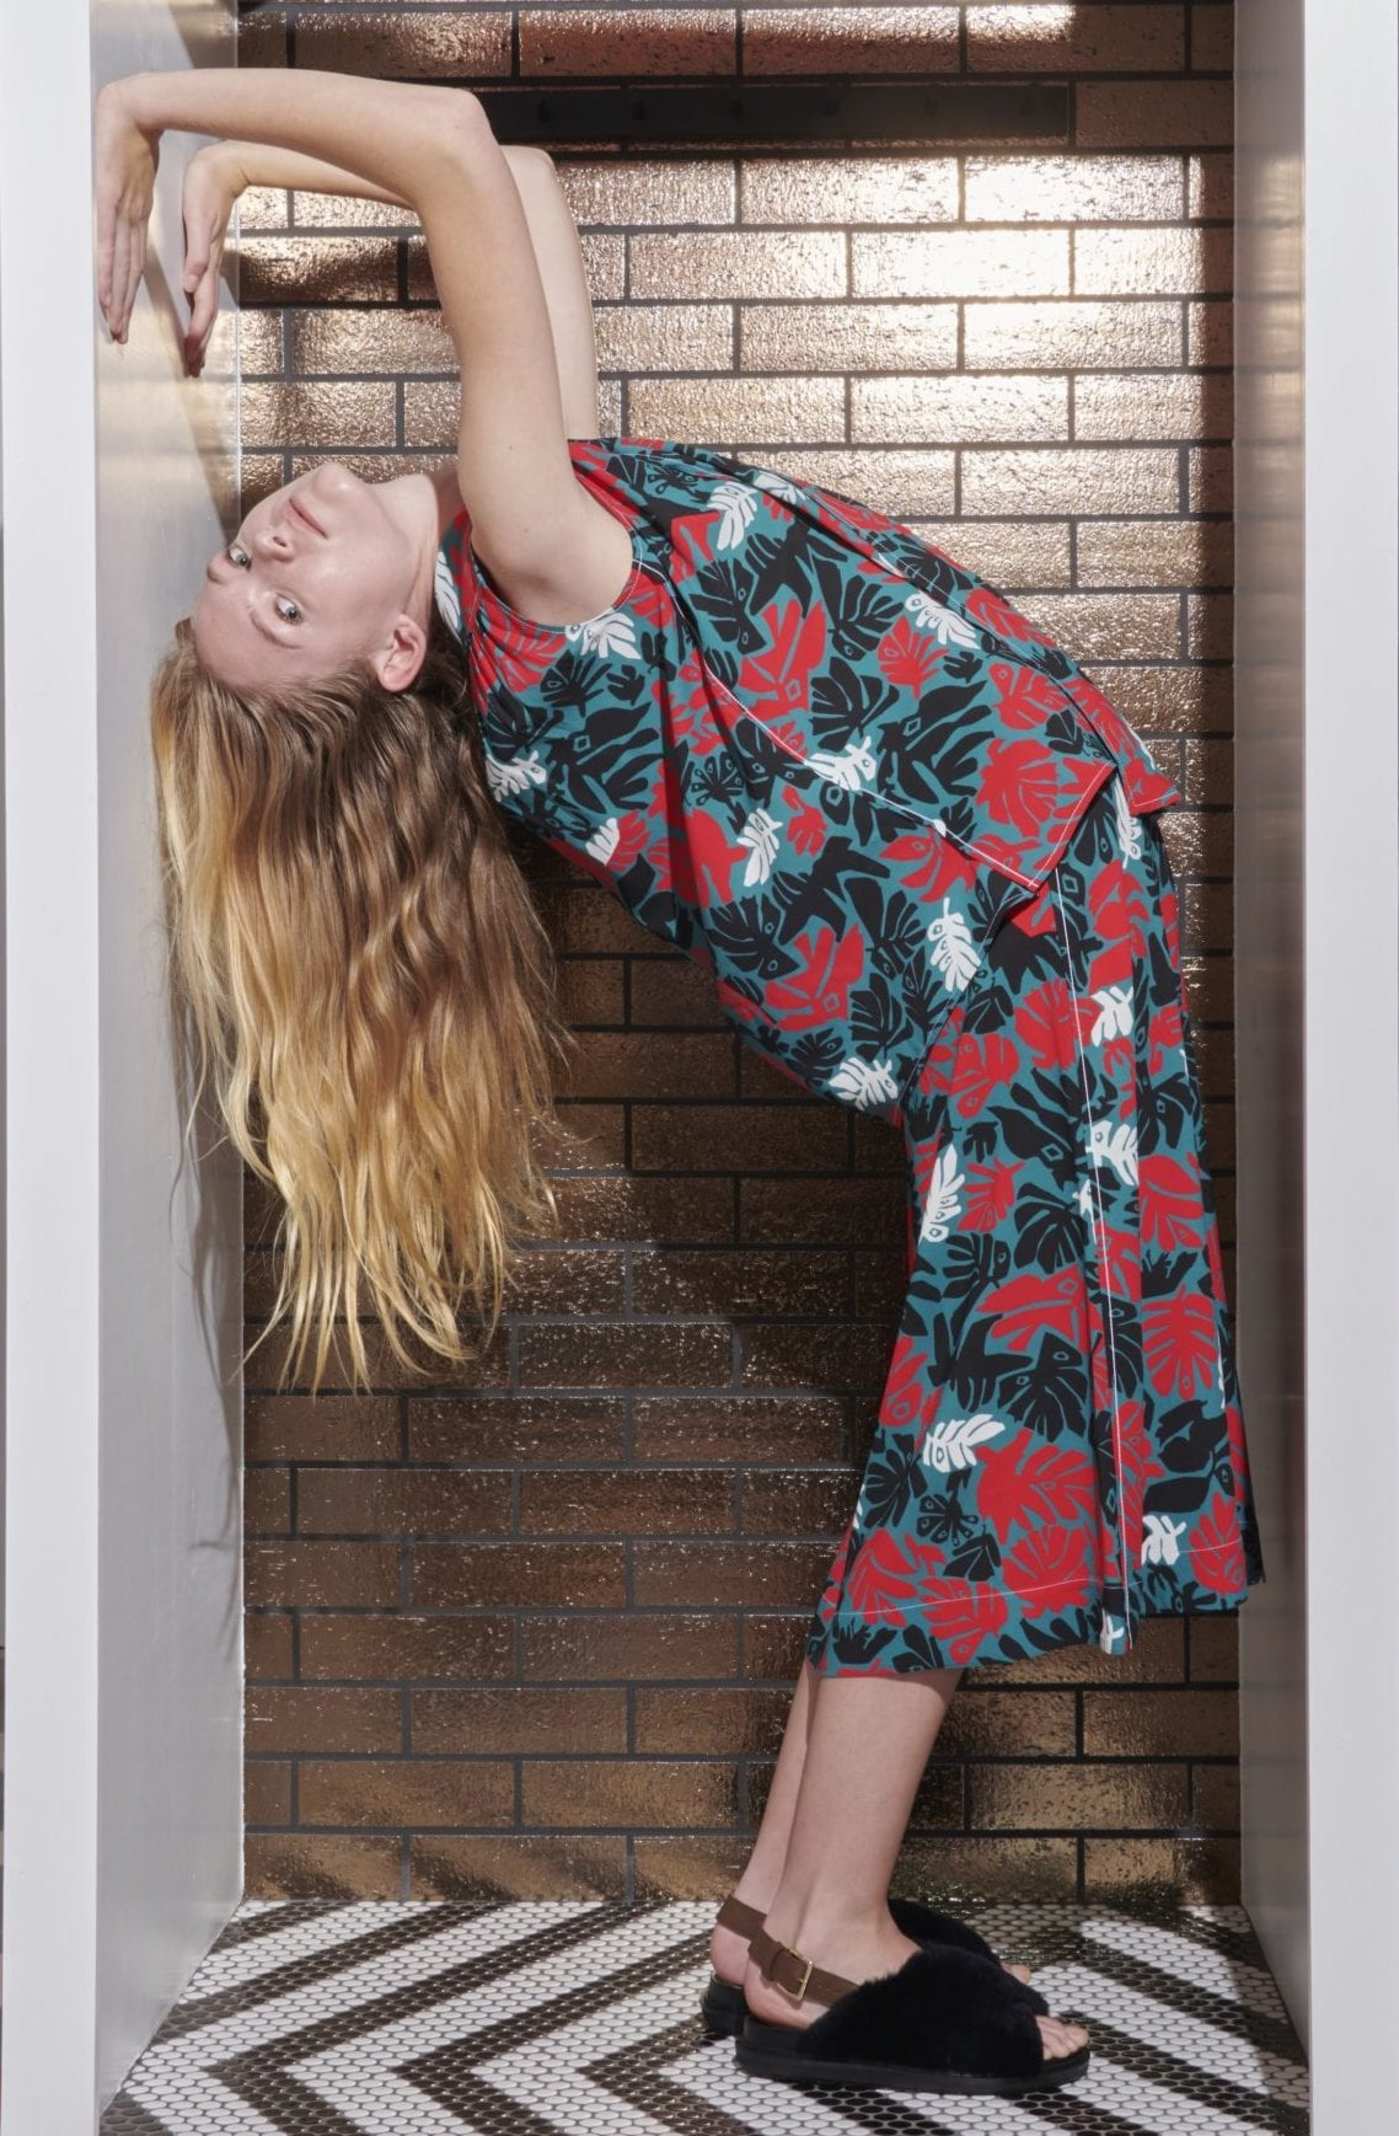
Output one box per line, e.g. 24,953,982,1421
374,612,430,695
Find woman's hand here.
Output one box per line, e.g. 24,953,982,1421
93,78,161,344
181,144,243,376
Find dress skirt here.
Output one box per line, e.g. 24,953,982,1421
804,769,1264,1676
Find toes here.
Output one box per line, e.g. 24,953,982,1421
1036,2015,1090,2060
1005,1961,1032,1984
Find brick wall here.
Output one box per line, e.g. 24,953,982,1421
239,0,1241,1907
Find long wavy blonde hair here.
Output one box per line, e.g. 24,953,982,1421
150,599,579,1396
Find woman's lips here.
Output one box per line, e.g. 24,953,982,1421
289,494,325,537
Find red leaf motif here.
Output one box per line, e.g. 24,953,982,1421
924,1578,1009,1664
1003,1525,1094,1614
1190,1491,1247,1597
970,587,1057,648
977,1267,1090,1354
1139,1153,1205,1254
878,612,946,692
766,924,866,1030
877,1332,935,1435
980,737,1104,848
989,658,1067,728
960,1157,1022,1231
737,595,829,717
976,1438,1098,1544
847,1528,944,1620
1142,1287,1219,1401
952,1031,1021,1119
783,786,828,857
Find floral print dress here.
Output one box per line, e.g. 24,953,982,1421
435,433,1264,1675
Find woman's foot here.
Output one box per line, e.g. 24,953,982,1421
708,1889,1034,1994
743,1911,1089,2065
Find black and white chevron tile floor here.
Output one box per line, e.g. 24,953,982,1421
99,1897,1309,2134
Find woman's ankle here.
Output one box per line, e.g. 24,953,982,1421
761,1887,893,1956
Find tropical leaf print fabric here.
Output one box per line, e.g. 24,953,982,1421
436,433,1263,1672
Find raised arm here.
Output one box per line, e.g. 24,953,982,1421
99,70,627,619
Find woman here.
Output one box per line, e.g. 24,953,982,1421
95,64,1262,2099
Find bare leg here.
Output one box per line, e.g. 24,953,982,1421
708,1658,1031,1989
740,1667,1090,2064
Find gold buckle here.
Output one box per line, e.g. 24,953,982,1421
792,1950,814,2000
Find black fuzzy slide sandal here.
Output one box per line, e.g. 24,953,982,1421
699,1891,1048,2036
735,1931,1090,2098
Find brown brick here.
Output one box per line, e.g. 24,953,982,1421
855,373,1069,445
299,1758,515,1828
501,1247,628,1317
517,1320,732,1388
299,1612,516,1684
238,9,288,68
412,1542,627,1609
523,1609,739,1681
240,381,394,452
248,1686,402,1756
520,8,736,75
744,7,960,76
247,1541,399,1609
964,299,1180,370
939,1691,1078,1759
742,155,958,225
1077,79,1233,148
556,958,626,1026
298,1468,514,1538
294,11,511,78
972,1762,1189,1830
741,1174,902,1245
408,1396,625,1465
966,1615,1186,1688
1192,1763,1241,1830
245,1467,291,1536
964,153,1184,224
245,1760,292,1826
631,1247,846,1318
548,1170,737,1246
414,1687,627,1754
1189,150,1234,219
246,1395,400,1464
629,374,845,442
410,1833,627,1899
635,1684,791,1755
556,1030,737,1099
246,1832,403,1899
856,228,1069,299
633,1394,845,1462
632,226,846,299
560,157,735,226
1188,297,1234,366
246,1611,294,1681
595,302,735,374
1084,1834,1239,1903
1019,592,1181,661
239,236,398,306
1083,1687,1238,1759
967,4,1185,73
1075,361,1232,439
238,311,285,376
1077,518,1232,588
1188,1614,1240,1682
289,311,457,377
740,1467,859,1535
1188,590,1232,660
632,1101,845,1173
523,1758,738,1827
962,447,1179,516
520,1465,735,1535
1190,2,1234,71
740,1320,891,1394
635,1539,831,1607
742,302,957,374
1076,225,1232,296
290,193,414,233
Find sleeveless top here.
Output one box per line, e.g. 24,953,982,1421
433,433,1184,1121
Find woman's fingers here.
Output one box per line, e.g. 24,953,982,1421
109,218,131,340
185,266,220,375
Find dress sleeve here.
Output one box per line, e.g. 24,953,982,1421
433,506,483,644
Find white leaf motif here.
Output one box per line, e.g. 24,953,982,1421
1112,773,1143,859
1141,1513,1188,1567
828,1056,900,1111
1089,983,1133,1046
736,807,782,887
585,816,621,866
754,467,806,507
926,898,981,993
710,478,760,550
484,748,547,802
810,734,878,792
905,590,979,649
433,547,462,636
921,1412,1006,1473
566,608,641,659
919,1140,965,1243
1088,1116,1138,1187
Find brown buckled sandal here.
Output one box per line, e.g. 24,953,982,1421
734,1923,1091,2096
699,1891,1048,2037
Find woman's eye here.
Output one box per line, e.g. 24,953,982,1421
228,542,250,567
275,597,302,625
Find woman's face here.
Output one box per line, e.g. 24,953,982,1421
191,463,434,693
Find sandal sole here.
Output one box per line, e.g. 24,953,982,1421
735,2024,1091,2097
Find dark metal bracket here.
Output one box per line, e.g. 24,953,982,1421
474,81,1068,148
